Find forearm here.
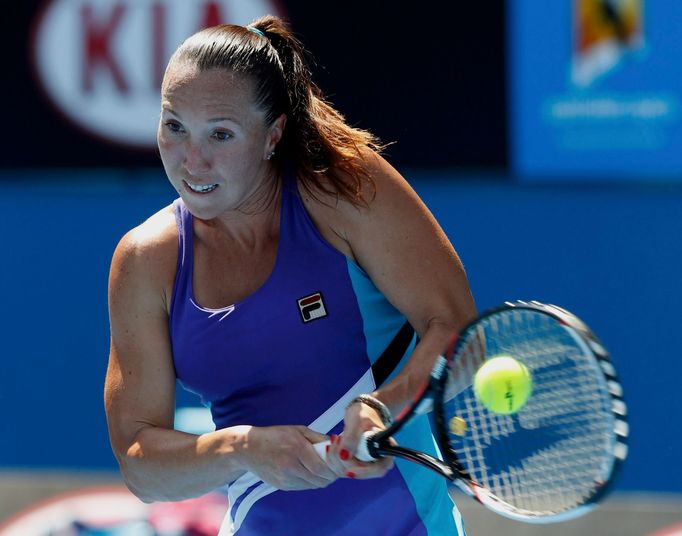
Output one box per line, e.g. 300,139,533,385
117,425,251,502
372,320,464,415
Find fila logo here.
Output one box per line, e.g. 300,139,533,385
297,292,328,323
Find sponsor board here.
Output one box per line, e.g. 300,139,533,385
32,0,283,148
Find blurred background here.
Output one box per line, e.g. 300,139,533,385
2,0,681,534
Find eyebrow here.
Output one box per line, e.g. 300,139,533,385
163,107,241,125
208,117,239,124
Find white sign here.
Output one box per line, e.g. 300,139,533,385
33,0,283,148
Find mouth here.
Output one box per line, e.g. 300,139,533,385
184,179,219,194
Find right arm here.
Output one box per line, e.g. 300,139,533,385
104,222,335,502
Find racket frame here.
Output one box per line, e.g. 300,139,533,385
363,300,628,523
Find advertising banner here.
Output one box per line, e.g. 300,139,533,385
509,1,682,180
31,0,283,149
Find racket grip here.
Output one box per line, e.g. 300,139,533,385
313,432,376,462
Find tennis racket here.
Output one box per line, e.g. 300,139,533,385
315,301,628,523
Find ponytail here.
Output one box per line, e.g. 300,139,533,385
171,16,383,206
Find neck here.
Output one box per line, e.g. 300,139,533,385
194,173,282,246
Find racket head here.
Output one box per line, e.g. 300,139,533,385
434,301,628,523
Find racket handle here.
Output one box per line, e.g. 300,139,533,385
313,432,375,462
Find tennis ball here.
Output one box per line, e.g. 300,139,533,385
473,355,532,415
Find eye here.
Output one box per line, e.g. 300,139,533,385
211,130,232,142
164,120,184,134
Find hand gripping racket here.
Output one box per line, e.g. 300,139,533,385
315,301,628,523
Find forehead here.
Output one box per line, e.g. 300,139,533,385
161,61,258,114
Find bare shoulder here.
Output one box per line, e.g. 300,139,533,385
114,204,178,260
109,204,179,314
302,151,439,253
303,150,473,335
315,150,428,217
349,150,429,219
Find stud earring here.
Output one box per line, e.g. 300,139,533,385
266,151,275,161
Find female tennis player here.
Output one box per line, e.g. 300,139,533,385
104,15,476,536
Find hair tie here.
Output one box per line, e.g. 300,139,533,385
247,27,265,37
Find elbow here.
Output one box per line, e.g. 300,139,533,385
116,445,195,504
115,445,160,504
122,478,155,504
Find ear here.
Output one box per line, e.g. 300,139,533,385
264,113,287,157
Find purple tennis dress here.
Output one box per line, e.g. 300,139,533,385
169,175,466,535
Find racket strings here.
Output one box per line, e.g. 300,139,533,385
447,310,615,516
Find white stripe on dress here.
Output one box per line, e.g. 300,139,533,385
218,368,377,536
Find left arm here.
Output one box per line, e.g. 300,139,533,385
317,152,477,476
344,153,476,412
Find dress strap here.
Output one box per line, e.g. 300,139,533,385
170,198,194,316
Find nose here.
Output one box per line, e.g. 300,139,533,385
183,140,211,175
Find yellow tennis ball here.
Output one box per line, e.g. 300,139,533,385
473,355,532,415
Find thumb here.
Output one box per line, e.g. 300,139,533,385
338,426,363,458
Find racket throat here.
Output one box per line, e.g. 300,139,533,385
379,445,456,480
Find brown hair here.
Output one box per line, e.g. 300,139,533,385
170,15,383,206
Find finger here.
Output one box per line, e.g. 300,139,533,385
261,459,335,491
325,434,349,477
343,457,394,480
312,438,347,476
270,458,333,490
299,426,331,445
278,474,326,491
337,429,363,462
311,440,330,460
299,448,338,485
300,434,342,477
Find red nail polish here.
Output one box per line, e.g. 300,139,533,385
331,435,338,444
325,445,330,454
346,471,356,479
339,449,350,461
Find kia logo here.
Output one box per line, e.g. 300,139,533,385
32,0,284,149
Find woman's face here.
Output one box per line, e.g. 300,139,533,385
158,61,284,220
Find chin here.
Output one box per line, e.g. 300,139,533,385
178,193,225,221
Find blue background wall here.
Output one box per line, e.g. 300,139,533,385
1,171,679,494
3,1,681,512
